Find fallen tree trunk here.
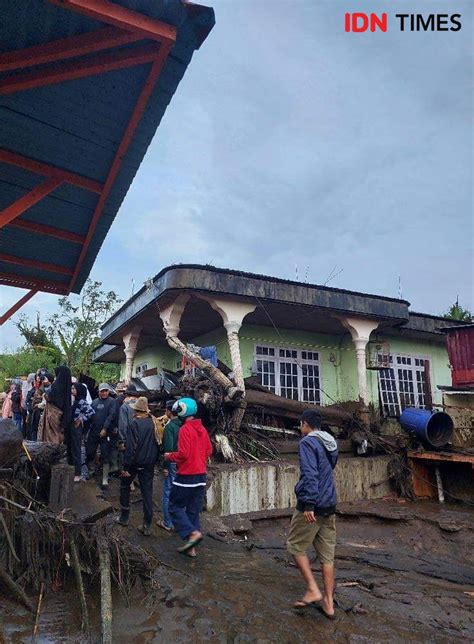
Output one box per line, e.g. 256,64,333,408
244,389,353,427
165,334,242,401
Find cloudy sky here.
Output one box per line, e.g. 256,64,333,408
1,0,472,350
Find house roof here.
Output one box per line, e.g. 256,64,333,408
0,0,214,296
96,264,414,353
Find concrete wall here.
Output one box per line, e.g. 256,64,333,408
207,456,392,516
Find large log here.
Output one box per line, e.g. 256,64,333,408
0,419,23,467
244,389,353,426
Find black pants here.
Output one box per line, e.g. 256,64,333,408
119,465,154,526
86,429,117,465
69,425,84,476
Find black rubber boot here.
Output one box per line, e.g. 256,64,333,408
137,523,151,537
115,507,130,526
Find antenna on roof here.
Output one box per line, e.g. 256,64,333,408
398,275,403,300
295,264,299,281
304,265,309,283
131,278,135,296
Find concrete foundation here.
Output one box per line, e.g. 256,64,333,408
207,455,392,516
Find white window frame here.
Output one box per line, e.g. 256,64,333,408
135,362,148,377
378,353,431,417
254,344,322,404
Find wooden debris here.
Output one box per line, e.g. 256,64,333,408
48,463,74,512
70,538,89,633
0,562,34,612
98,537,113,644
32,582,44,639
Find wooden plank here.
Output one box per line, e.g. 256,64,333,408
410,460,436,498
408,451,474,465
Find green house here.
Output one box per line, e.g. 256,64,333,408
93,264,459,417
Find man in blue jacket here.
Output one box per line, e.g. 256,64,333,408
287,409,338,620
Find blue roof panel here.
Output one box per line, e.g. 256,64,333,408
0,0,215,293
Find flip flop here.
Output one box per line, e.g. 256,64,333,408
156,520,173,533
293,599,322,609
178,535,203,554
317,606,337,621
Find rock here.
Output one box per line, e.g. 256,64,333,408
224,514,253,535
0,419,23,468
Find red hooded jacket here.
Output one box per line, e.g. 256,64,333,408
167,419,213,475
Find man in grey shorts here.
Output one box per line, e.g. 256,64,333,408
287,410,338,619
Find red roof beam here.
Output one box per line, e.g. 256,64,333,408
0,177,63,228
0,272,69,295
0,42,161,96
0,289,38,326
0,26,141,73
0,148,103,194
69,41,172,290
9,219,85,245
0,253,74,277
48,0,177,44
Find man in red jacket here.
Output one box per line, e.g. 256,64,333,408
164,397,213,557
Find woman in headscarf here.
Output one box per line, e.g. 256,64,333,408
69,382,95,482
38,366,72,443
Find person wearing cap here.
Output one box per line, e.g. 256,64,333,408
116,396,159,535
86,383,117,488
165,397,213,556
287,409,338,620
118,384,140,442
156,400,182,532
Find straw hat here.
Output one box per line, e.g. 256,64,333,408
130,396,149,413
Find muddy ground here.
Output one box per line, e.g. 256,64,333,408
1,478,473,643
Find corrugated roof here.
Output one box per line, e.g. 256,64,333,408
0,0,215,295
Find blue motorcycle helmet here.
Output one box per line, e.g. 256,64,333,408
172,397,198,418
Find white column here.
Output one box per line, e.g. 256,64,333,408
199,297,256,392
340,317,380,405
123,327,141,384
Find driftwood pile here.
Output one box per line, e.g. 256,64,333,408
143,361,360,462
0,421,161,642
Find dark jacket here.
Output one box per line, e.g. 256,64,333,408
124,416,159,469
11,391,22,414
295,431,338,515
91,397,116,435
118,400,135,441
162,417,182,470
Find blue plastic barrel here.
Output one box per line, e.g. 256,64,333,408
400,408,453,448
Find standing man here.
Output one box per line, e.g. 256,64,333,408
165,398,213,557
86,383,116,489
157,400,182,532
287,410,338,620
116,396,159,536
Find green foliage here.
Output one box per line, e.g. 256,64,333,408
89,362,121,384
0,347,57,391
443,299,472,322
12,279,122,377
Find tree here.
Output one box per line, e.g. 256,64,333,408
443,298,472,323
16,279,122,378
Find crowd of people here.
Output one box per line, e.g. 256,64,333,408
2,368,339,615
1,367,213,556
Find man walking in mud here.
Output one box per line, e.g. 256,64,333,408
287,410,338,620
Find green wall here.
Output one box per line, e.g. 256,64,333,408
119,344,178,380
120,325,450,409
